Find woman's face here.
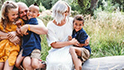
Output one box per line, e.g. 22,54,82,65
63,7,69,17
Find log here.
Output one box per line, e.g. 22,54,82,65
82,56,124,70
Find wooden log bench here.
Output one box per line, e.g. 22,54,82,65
82,56,124,70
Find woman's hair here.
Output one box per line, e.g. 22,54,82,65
1,1,18,27
52,1,71,24
73,15,84,24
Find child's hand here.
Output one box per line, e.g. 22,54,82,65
68,36,72,41
15,20,22,28
16,27,23,36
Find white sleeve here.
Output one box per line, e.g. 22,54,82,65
47,22,59,46
37,18,45,27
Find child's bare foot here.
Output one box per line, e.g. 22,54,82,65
37,59,46,70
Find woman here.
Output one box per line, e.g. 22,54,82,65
46,1,89,70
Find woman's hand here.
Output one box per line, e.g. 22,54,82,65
68,36,72,41
84,36,90,46
70,38,79,46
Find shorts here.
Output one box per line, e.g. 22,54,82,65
31,49,41,59
20,49,41,59
81,48,90,63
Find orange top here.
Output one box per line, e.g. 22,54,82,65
0,22,20,66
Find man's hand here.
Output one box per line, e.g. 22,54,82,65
7,31,16,40
9,36,20,45
20,25,29,35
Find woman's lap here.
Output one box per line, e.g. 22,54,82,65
46,46,74,70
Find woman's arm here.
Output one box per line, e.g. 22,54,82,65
51,38,79,49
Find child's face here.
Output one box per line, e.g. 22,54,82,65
73,20,84,32
7,8,18,22
28,6,39,19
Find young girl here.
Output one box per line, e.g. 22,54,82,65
0,1,20,70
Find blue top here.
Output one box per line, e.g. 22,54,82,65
22,18,41,56
72,28,91,54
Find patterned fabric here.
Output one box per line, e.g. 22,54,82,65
0,23,20,66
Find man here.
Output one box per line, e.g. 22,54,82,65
17,2,47,35
14,2,47,70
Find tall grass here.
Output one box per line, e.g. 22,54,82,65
84,11,124,58
40,11,124,60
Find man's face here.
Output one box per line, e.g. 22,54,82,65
19,5,29,21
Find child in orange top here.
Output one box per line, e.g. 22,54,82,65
0,1,20,70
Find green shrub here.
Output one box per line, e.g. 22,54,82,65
39,3,46,12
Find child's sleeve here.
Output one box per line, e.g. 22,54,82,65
19,19,24,26
79,31,88,44
0,23,3,31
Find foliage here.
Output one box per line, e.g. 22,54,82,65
15,0,42,7
40,0,73,9
0,0,8,9
39,3,46,12
40,35,51,60
70,0,91,14
40,0,58,9
111,0,124,11
97,0,124,12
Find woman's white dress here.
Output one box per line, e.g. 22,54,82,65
46,18,74,70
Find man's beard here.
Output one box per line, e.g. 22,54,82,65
22,15,28,21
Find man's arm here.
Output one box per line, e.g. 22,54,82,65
20,19,48,35
0,31,8,40
0,31,20,44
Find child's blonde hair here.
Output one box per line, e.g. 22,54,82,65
1,1,18,27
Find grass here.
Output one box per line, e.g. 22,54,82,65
82,11,124,58
39,11,124,60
